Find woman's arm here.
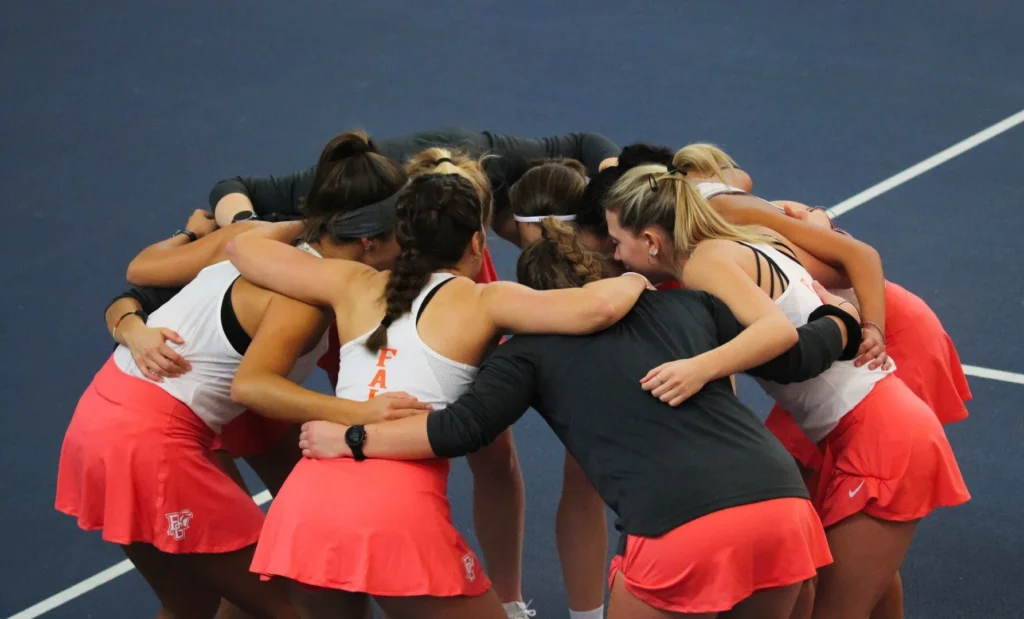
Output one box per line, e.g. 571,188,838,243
298,340,539,460
208,167,317,227
480,272,651,335
643,242,798,406
126,215,302,287
225,234,373,308
104,295,189,382
231,293,432,424
714,195,887,368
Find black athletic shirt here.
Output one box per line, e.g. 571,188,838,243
427,289,847,539
207,128,620,219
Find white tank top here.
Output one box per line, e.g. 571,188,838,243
697,182,747,200
334,273,478,409
746,243,895,442
114,244,329,432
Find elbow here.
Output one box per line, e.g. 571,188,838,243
224,237,241,262
230,374,259,409
589,300,619,331
125,260,147,286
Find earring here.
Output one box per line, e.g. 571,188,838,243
649,247,658,257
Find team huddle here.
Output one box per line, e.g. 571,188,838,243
55,128,971,619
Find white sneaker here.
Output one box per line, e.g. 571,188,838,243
505,600,537,619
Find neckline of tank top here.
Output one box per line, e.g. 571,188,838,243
336,272,478,371
745,242,804,307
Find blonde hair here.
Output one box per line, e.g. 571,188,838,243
406,147,493,228
605,164,774,259
671,143,738,184
516,217,607,290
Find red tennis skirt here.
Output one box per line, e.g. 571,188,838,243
813,375,971,528
766,280,972,470
251,457,491,597
609,497,830,614
55,358,266,554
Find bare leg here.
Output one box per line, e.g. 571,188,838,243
288,583,371,619
465,429,526,604
607,573,715,619
869,572,904,619
812,514,918,619
787,577,816,619
557,452,608,612
722,581,803,619
376,589,506,619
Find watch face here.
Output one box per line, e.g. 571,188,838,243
231,211,257,223
345,426,366,446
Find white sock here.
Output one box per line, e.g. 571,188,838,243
503,601,523,615
569,607,604,619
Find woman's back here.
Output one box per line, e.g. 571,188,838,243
335,273,488,410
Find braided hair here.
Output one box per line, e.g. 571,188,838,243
516,217,608,291
364,173,484,351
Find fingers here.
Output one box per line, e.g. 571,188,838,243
391,407,431,419
810,280,829,301
158,344,191,373
855,343,886,367
139,365,164,383
159,328,185,345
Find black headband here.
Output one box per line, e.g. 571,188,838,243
327,193,399,238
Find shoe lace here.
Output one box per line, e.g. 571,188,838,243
509,600,537,619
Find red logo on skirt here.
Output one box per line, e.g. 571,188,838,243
461,553,476,582
165,510,193,541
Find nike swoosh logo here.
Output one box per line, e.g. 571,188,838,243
848,480,866,498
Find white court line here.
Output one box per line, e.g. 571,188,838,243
830,108,1024,217
962,365,1024,386
6,491,272,619
10,110,1024,619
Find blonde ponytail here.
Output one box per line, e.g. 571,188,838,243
606,164,774,259
671,143,738,183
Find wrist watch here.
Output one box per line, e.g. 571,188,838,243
173,229,198,242
231,210,259,223
345,425,367,461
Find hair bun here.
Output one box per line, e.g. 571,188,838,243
327,138,377,162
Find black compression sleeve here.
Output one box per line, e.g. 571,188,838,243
704,292,847,383
107,286,182,317
426,343,537,457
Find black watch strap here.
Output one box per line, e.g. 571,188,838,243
346,425,367,461
173,229,198,242
231,210,259,223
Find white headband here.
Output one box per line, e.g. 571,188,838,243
513,214,577,223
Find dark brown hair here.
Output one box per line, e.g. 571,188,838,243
509,159,588,220
365,173,485,351
516,217,607,291
301,130,408,242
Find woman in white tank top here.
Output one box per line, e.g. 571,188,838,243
601,165,970,619
57,132,427,619
227,162,651,619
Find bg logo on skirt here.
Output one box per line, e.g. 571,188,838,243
461,553,476,582
165,510,194,541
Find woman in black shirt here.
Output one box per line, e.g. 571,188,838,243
292,219,865,618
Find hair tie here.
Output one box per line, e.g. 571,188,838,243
434,157,454,165
666,167,687,176
380,315,393,328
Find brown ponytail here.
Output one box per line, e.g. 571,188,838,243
509,160,588,221
365,173,484,351
300,130,408,242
